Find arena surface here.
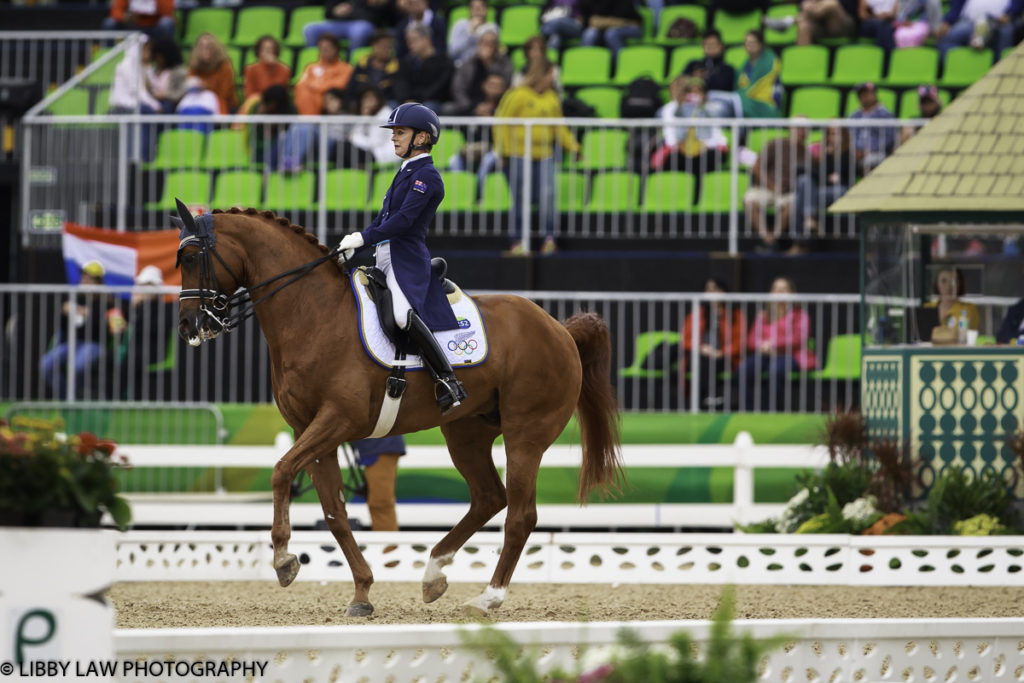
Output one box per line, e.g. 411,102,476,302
110,582,1024,628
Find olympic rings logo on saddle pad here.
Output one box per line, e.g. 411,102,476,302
350,273,489,370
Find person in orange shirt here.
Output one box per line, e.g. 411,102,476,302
243,35,292,104
188,32,238,113
680,278,746,409
294,33,354,116
103,0,176,43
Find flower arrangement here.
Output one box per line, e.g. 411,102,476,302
0,417,131,529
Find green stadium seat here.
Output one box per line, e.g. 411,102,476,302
787,86,842,118
201,129,251,170
369,170,392,209
939,47,992,88
480,173,512,212
844,86,896,116
325,168,371,211
83,48,121,87
284,6,324,47
575,86,622,118
145,170,212,211
620,331,681,380
694,170,749,213
292,47,319,83
45,88,91,116
145,129,206,171
557,171,589,212
183,7,234,47
561,46,613,87
437,171,477,212
587,171,639,212
637,6,655,39
667,45,704,82
724,44,748,72
883,46,939,87
779,45,829,85
743,127,787,155
831,44,884,86
210,170,263,210
641,172,696,212
714,10,762,44
898,87,950,118
763,4,798,45
614,45,667,85
499,6,541,46
578,129,629,169
655,5,707,45
265,170,316,211
92,89,111,116
430,128,467,168
232,6,285,47
809,334,861,380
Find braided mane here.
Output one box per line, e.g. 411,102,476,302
213,207,332,257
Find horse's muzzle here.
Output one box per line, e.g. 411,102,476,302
178,310,223,346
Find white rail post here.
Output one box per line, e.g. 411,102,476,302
731,430,754,525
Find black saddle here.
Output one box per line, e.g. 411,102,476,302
362,258,456,353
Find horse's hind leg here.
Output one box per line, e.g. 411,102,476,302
306,456,375,617
423,418,504,604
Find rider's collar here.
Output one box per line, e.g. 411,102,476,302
400,153,431,171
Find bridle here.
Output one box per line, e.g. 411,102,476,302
173,199,342,333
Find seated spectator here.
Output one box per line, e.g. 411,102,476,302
924,265,979,329
540,0,585,51
243,36,292,107
936,0,1022,61
303,0,378,52
175,75,221,135
793,126,856,237
109,36,162,115
512,35,562,94
849,81,897,174
859,0,942,50
294,33,355,116
789,0,859,44
745,118,809,252
651,76,728,184
102,0,175,43
735,277,816,411
393,23,454,113
995,297,1024,344
249,84,296,169
735,30,781,118
443,29,513,115
682,28,742,118
450,71,509,186
345,86,396,165
681,278,746,409
188,32,238,113
395,0,448,59
351,30,400,105
449,0,500,66
900,84,943,143
279,87,348,171
147,37,188,112
580,0,645,58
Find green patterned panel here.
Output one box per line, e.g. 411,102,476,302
863,351,905,442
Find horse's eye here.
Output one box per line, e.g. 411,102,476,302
183,253,197,266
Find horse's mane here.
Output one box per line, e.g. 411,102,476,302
213,208,341,270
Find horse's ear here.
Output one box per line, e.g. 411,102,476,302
169,215,184,230
174,198,200,236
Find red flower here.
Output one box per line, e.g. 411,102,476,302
76,431,99,456
96,440,118,457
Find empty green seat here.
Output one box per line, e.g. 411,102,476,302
369,170,392,210
844,86,896,116
480,173,512,212
265,171,315,211
667,45,704,83
284,6,325,47
324,168,370,211
183,7,234,47
831,44,884,86
210,170,263,210
724,45,748,72
614,45,667,85
714,9,762,44
787,86,841,118
587,171,639,212
578,129,629,170
620,331,682,380
575,86,622,118
233,6,285,47
884,46,939,86
430,128,466,168
499,6,541,46
940,47,992,88
83,48,121,87
779,45,829,85
561,46,613,87
45,88,91,116
145,170,212,211
145,129,206,170
557,171,589,212
655,5,707,45
202,129,252,170
809,334,861,380
641,172,696,212
763,4,798,45
695,170,749,213
437,171,477,212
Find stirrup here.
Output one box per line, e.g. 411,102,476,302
434,377,467,415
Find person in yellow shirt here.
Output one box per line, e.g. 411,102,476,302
924,265,979,330
493,61,580,255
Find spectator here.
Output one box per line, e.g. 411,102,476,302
444,29,513,115
494,61,581,255
745,118,810,252
540,0,585,51
793,126,856,237
294,33,355,116
279,87,348,172
936,0,1022,60
735,30,781,118
924,265,979,329
349,436,404,530
681,278,746,409
512,35,562,93
351,30,400,105
682,29,736,94
848,81,897,174
393,23,454,113
175,75,221,134
109,36,162,114
791,0,859,44
900,84,943,143
580,0,645,58
249,84,296,169
345,86,396,165
995,297,1024,344
859,0,942,50
187,32,238,113
102,0,175,43
242,36,291,106
303,0,378,53
449,0,500,66
40,260,125,400
735,277,816,411
124,265,174,400
450,71,509,188
147,38,188,112
651,76,728,186
394,0,448,59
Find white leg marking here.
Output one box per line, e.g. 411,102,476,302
464,585,506,614
423,552,454,582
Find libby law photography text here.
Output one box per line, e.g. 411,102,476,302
2,659,269,677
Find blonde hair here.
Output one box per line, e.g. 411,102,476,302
189,32,229,74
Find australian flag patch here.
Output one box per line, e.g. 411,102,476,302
412,179,427,193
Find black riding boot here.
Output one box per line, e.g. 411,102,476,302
406,312,468,415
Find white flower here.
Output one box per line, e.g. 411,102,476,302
841,495,877,524
786,488,809,508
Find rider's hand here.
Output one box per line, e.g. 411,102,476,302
338,232,364,262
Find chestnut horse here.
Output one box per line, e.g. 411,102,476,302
175,207,623,617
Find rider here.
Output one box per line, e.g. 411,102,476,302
337,102,468,415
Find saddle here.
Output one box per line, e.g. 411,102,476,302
362,257,455,354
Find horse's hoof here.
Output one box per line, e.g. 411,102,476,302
275,554,300,587
422,575,448,603
461,601,489,618
346,602,374,617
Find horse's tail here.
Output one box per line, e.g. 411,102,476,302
563,312,624,503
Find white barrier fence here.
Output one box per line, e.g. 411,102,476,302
110,618,1024,683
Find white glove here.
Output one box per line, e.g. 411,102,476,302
338,232,364,261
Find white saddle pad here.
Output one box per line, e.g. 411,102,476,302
350,269,489,370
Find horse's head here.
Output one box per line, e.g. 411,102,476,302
172,199,244,347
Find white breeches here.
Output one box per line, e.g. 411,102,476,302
375,241,413,329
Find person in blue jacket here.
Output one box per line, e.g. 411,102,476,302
338,102,468,415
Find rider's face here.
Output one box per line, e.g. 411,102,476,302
391,126,420,154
